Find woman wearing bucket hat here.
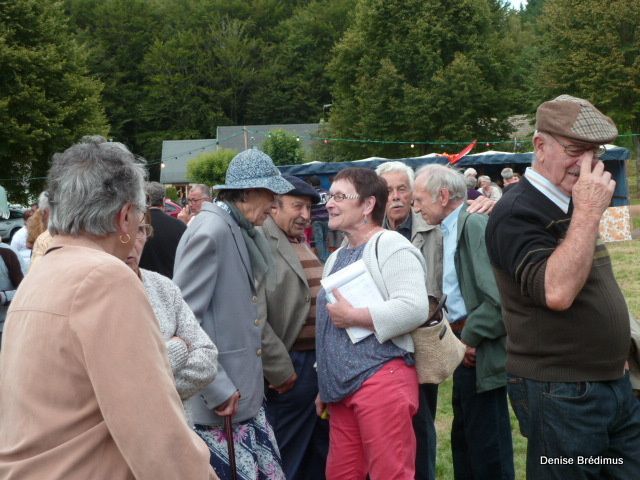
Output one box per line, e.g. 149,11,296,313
173,149,293,480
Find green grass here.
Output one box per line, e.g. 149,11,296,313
433,239,640,479
434,379,527,479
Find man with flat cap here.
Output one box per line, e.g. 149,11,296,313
486,95,640,479
260,175,329,480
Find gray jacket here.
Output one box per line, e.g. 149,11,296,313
410,211,443,300
173,202,264,426
258,217,312,386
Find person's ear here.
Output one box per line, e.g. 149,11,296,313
533,134,546,163
116,203,136,235
440,188,451,206
363,196,376,216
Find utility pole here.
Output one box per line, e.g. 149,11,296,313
243,127,248,150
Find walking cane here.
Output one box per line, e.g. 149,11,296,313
224,415,238,480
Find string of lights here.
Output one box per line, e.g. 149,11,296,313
1,132,638,184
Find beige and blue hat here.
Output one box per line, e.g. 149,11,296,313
536,94,618,144
214,149,294,194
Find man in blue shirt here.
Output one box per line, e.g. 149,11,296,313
413,164,513,480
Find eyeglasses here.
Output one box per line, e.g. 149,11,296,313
137,223,153,238
327,193,360,202
547,133,606,158
188,197,206,204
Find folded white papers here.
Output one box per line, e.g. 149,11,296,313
321,259,384,343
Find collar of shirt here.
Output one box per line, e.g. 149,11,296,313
439,203,467,322
383,213,412,241
440,203,464,238
287,234,304,244
524,167,570,214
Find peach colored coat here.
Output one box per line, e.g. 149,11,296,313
0,236,216,480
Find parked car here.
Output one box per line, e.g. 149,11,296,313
0,208,25,242
163,198,182,219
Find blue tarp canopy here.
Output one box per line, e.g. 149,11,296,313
279,146,631,206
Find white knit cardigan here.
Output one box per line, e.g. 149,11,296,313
322,230,429,352
141,269,218,400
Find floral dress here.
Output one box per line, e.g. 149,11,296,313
194,406,285,480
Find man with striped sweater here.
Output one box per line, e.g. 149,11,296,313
260,175,329,480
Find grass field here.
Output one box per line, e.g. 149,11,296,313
433,239,640,479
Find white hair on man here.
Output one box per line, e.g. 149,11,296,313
190,184,211,198
375,161,415,189
501,168,514,181
415,164,468,202
463,167,477,178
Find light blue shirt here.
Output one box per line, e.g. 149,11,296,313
440,203,467,323
524,167,571,213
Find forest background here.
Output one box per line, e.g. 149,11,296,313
1,0,639,201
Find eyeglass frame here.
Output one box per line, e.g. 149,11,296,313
545,132,606,159
327,193,361,202
136,223,154,238
188,196,207,204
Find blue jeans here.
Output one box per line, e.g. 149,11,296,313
508,373,640,480
451,364,514,480
265,351,328,480
312,221,329,262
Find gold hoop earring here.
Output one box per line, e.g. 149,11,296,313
119,233,131,244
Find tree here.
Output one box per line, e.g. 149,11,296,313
533,0,640,191
245,0,356,124
0,0,108,201
327,0,518,160
262,130,305,165
64,0,165,177
186,149,237,186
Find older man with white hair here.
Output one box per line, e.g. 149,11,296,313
487,95,640,479
375,161,441,480
413,164,513,480
375,161,498,480
178,184,212,224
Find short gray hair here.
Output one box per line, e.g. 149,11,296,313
375,161,415,189
146,182,165,207
501,168,514,180
415,164,467,202
465,176,477,189
190,184,211,198
47,141,147,236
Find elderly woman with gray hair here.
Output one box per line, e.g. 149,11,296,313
174,149,293,480
0,139,216,479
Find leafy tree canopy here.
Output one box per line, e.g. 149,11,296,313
327,0,518,159
186,148,237,186
0,0,108,202
262,130,306,166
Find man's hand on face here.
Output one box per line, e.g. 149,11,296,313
572,156,615,219
177,205,192,224
466,195,496,215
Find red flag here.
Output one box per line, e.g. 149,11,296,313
441,140,477,164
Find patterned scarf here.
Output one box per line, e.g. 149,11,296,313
220,200,273,286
